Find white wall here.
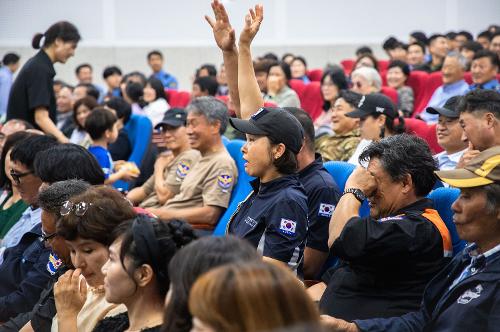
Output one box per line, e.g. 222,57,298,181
1,0,499,89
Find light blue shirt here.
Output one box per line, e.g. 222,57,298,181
469,78,500,92
153,69,178,90
0,207,42,265
434,149,466,171
420,80,470,124
0,66,14,118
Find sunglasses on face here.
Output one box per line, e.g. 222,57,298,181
10,169,33,185
60,200,93,217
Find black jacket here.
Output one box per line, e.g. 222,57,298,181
355,243,500,332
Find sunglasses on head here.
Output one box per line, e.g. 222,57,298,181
10,169,33,185
60,200,93,217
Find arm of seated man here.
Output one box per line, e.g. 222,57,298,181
146,205,224,226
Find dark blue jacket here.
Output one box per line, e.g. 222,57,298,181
298,154,340,253
0,223,54,321
355,243,500,332
227,174,308,276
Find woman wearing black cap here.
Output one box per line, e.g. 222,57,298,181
206,1,308,276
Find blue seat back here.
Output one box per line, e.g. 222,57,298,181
213,139,254,235
323,161,355,192
427,187,465,256
114,114,153,191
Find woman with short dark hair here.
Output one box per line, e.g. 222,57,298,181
142,77,170,127
53,186,136,332
387,60,414,117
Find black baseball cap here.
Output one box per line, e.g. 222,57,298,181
426,96,461,118
229,107,304,154
154,108,187,129
345,93,397,119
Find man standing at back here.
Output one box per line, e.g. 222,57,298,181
147,50,178,90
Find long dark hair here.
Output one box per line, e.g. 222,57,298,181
162,236,260,332
32,21,81,49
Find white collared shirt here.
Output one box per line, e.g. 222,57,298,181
434,149,467,171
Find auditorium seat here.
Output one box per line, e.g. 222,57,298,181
165,89,191,108
301,81,324,121
406,71,429,115
404,118,443,154
463,72,473,84
113,114,153,191
340,59,355,75
289,79,307,100
307,69,323,82
213,139,254,236
427,187,466,256
378,60,389,72
380,86,398,105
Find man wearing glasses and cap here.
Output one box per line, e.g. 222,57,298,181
127,108,200,209
427,96,468,171
322,146,500,332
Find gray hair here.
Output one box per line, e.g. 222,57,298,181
351,67,382,91
446,51,468,70
38,179,91,214
484,183,500,215
186,96,229,135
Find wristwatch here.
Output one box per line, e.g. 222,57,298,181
342,188,366,203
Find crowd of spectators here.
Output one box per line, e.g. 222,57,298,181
0,1,499,331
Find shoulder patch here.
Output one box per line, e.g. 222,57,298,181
279,218,297,236
47,252,62,275
217,173,233,192
318,203,335,217
457,284,483,304
176,161,191,179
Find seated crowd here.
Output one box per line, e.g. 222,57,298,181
0,1,498,331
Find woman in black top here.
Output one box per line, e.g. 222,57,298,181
93,216,196,332
206,1,309,275
6,21,80,143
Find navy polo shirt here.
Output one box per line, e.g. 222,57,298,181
7,50,57,128
227,174,308,276
298,154,340,253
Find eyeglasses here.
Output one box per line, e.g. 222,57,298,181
60,201,93,217
10,169,33,185
41,230,57,243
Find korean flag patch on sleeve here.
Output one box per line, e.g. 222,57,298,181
279,218,297,236
318,203,335,217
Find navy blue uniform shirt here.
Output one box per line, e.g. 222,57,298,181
298,154,340,253
227,174,308,276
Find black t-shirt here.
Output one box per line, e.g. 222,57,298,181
319,199,451,321
92,312,161,332
298,154,340,253
7,50,57,129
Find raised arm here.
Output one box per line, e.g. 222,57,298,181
205,0,241,117
237,5,265,119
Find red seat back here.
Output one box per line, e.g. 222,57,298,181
464,72,473,84
406,71,429,116
306,69,323,82
301,82,324,121
165,89,191,108
340,59,355,75
413,71,443,117
289,79,307,100
404,118,443,154
380,86,398,105
378,60,389,72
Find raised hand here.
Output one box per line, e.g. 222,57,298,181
205,0,236,52
239,4,264,46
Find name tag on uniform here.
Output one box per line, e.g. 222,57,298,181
245,216,257,228
279,218,297,236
